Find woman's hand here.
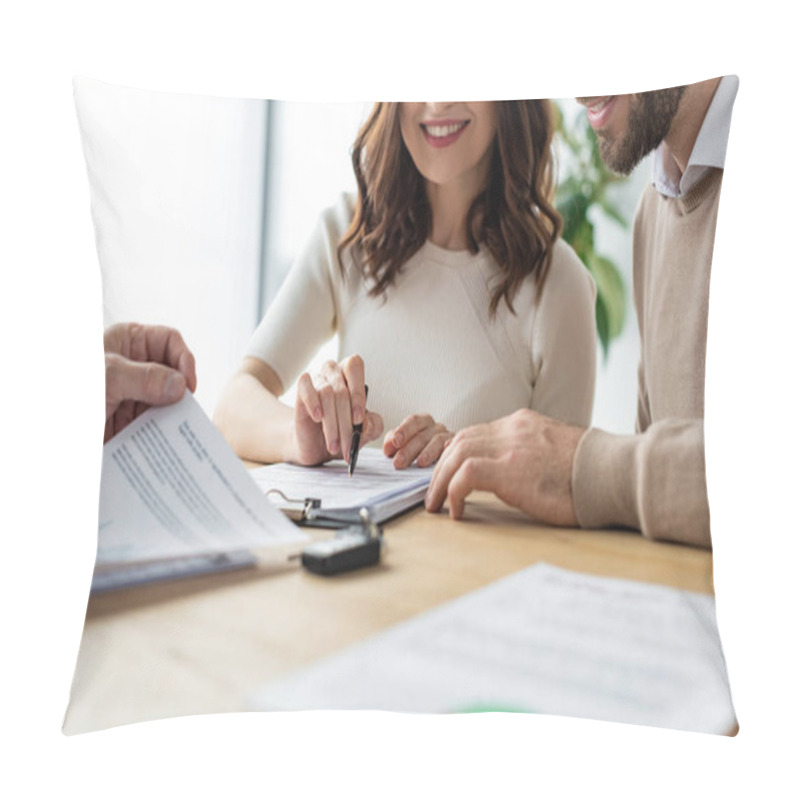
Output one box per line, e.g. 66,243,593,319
287,355,383,466
383,414,453,469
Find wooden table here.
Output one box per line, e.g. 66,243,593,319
63,493,715,735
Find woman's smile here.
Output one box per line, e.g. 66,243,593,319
400,102,496,192
420,118,471,148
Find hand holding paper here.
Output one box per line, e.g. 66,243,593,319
97,392,306,570
104,322,198,443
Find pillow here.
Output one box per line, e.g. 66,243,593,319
65,77,737,739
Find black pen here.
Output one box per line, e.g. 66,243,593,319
348,385,368,477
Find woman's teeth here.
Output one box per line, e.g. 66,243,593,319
423,121,468,138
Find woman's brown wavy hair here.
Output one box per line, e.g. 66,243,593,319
338,100,562,314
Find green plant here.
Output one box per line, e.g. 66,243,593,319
554,102,629,358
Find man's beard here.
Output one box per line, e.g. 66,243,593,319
597,86,686,175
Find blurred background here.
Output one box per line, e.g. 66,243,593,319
75,80,648,433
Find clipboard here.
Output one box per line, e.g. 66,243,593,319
90,550,258,592
249,449,434,529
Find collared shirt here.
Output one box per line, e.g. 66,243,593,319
652,75,739,198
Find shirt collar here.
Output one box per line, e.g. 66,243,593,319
652,75,739,198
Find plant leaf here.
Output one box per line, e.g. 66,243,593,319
587,252,627,341
553,99,630,356
595,292,610,359
597,194,629,229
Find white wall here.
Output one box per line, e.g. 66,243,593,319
73,78,268,414
262,101,370,402
262,100,370,305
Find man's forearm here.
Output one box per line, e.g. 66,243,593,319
572,419,711,548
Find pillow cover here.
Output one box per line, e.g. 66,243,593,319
64,77,737,737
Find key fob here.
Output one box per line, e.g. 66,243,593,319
301,527,382,575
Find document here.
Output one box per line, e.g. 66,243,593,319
249,564,736,734
96,393,307,574
250,448,433,525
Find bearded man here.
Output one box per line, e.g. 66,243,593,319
425,76,738,549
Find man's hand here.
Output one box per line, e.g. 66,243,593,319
104,322,197,442
424,409,585,526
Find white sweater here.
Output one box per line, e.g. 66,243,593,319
247,194,597,434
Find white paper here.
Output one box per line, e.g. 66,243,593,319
250,448,433,521
97,393,307,566
250,563,736,734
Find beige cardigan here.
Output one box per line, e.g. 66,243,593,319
572,169,724,548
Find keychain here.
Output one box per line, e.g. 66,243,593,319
300,508,383,575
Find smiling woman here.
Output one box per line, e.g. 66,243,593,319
399,102,497,211
340,101,564,314
213,99,598,475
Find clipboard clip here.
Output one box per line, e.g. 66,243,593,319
355,506,382,541
264,489,321,522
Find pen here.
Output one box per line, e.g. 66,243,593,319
348,385,368,477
